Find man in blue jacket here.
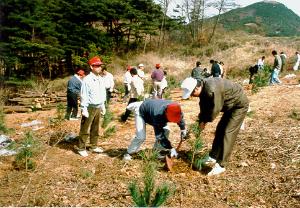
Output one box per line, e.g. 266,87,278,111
65,69,85,120
123,99,188,160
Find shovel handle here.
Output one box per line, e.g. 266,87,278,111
175,139,184,152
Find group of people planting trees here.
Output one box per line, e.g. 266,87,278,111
249,51,300,84
64,49,299,176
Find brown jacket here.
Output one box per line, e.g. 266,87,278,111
198,78,249,123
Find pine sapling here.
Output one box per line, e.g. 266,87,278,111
128,150,174,207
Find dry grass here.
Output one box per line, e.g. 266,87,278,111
0,74,299,206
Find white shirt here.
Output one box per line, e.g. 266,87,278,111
137,69,145,79
130,75,144,98
257,58,264,67
124,71,132,84
80,72,106,109
102,72,114,92
296,54,300,63
161,76,168,89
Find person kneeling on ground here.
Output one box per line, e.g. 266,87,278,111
181,77,249,176
123,99,188,161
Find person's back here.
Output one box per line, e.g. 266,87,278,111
151,67,164,81
199,78,248,122
131,74,144,98
67,74,82,94
210,60,221,77
273,54,282,70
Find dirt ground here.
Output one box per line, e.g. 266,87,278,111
0,75,300,207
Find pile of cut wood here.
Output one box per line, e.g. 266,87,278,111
4,91,67,113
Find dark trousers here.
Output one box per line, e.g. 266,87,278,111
65,92,78,119
78,107,101,150
209,105,248,167
106,89,112,104
121,98,138,121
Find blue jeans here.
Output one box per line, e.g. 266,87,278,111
270,68,281,84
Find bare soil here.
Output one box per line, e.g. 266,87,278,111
0,75,300,207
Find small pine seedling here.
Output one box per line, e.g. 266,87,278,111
128,150,174,207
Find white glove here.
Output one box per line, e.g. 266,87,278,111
82,108,89,118
100,103,106,116
170,148,178,158
180,129,188,140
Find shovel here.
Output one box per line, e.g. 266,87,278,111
165,139,184,172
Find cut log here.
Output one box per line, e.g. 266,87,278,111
3,106,32,113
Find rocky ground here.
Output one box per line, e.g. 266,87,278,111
0,75,299,207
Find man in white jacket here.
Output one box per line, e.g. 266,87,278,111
293,51,300,71
121,67,144,122
101,67,115,104
77,56,106,157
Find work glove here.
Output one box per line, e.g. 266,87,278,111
170,148,178,158
180,129,189,140
82,108,89,118
100,103,106,116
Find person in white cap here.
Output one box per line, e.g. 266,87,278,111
181,77,249,176
137,63,146,80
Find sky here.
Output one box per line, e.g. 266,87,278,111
167,0,300,17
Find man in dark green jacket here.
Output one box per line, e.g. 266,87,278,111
191,61,210,81
181,77,249,176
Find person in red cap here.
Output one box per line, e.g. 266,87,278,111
123,99,188,161
77,56,106,157
151,63,164,99
65,68,86,120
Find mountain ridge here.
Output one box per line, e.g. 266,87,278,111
217,1,300,37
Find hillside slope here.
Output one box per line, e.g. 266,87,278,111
0,74,300,206
218,1,300,36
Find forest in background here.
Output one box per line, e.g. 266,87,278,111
0,0,242,80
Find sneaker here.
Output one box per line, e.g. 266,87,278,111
78,150,88,157
207,163,225,176
91,147,104,153
123,153,132,161
203,156,217,166
69,117,79,121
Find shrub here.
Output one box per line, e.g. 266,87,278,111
14,131,41,171
251,65,272,93
128,150,174,207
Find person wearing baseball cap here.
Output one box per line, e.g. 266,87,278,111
77,56,106,157
181,77,249,176
137,63,146,80
65,68,86,121
123,99,188,161
151,63,164,98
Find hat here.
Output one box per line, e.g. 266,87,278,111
77,69,85,76
88,56,104,66
181,77,197,99
165,103,182,123
155,63,161,68
138,63,144,67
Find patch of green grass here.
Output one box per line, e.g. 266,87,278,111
103,126,116,138
79,168,94,179
102,108,114,129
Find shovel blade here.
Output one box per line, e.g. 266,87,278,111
165,155,173,172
